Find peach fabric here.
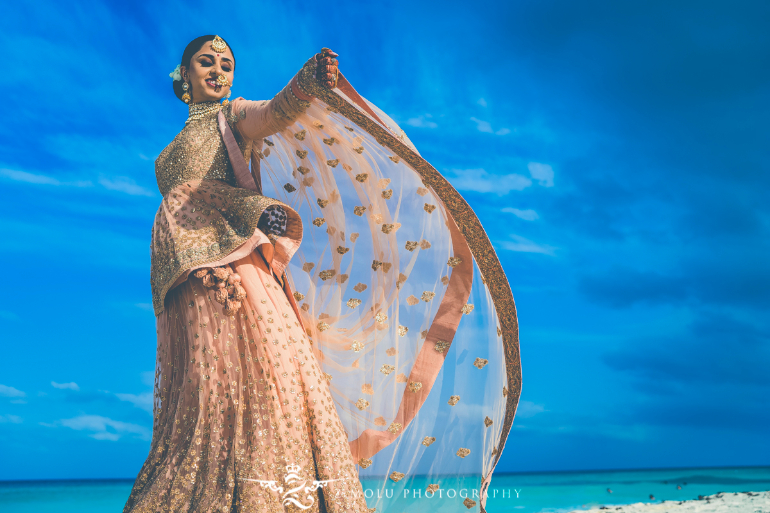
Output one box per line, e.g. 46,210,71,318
122,251,370,513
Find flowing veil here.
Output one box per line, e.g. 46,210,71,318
246,61,521,512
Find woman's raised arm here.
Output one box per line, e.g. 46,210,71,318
229,49,339,141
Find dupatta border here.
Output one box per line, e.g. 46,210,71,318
298,63,522,503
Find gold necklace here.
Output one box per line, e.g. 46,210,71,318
186,101,221,123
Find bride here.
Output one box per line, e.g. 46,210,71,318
123,35,521,513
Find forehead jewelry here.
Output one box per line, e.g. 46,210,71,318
211,35,227,53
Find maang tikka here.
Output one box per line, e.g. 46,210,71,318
211,35,227,53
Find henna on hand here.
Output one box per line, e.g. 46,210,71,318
315,48,340,89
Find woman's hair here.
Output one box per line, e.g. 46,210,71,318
172,35,236,102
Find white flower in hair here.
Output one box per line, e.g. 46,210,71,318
169,64,182,81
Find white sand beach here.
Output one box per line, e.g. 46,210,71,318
571,491,770,512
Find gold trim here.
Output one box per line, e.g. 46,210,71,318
298,62,522,508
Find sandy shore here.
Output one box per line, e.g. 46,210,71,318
570,491,770,512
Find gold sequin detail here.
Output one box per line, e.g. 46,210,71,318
448,395,460,406
405,241,419,251
380,364,395,375
312,217,325,227
317,198,329,208
447,256,463,267
422,436,436,447
346,298,362,308
408,381,422,393
387,422,402,434
317,322,330,332
424,203,437,213
397,325,408,337
461,303,475,314
382,189,393,199
353,283,367,293
456,448,471,458
356,398,370,410
359,458,372,468
353,206,366,216
484,416,493,427
355,173,368,182
421,291,436,302
293,292,305,301
435,340,450,353
389,471,405,482
283,183,296,193
337,246,350,255
474,357,489,369
319,269,336,280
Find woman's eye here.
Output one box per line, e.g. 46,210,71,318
200,60,212,67
222,67,231,72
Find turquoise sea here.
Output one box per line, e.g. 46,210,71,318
1,467,768,512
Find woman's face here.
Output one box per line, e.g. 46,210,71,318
181,41,235,103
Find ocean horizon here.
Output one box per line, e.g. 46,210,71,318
1,465,768,512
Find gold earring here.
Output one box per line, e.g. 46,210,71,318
182,81,191,103
222,89,231,106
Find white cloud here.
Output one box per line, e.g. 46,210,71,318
502,208,539,221
477,98,488,107
469,117,493,133
98,176,155,197
0,414,23,424
516,400,546,418
0,168,92,187
446,168,532,195
495,128,511,135
59,414,151,441
51,381,80,391
528,162,554,187
116,392,153,414
0,384,26,398
405,114,437,129
499,234,557,255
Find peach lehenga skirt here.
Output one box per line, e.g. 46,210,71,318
123,251,370,513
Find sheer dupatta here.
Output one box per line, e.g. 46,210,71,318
223,59,522,512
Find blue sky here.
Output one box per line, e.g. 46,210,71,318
1,0,768,480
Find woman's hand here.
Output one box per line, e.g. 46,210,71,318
315,48,339,89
